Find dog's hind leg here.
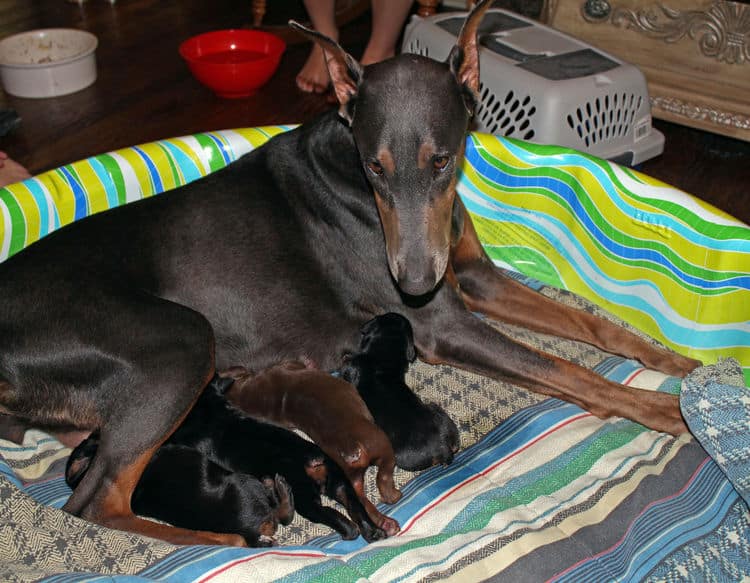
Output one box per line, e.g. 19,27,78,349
449,198,701,377
46,293,246,547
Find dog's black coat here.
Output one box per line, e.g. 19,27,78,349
341,313,460,471
67,434,292,547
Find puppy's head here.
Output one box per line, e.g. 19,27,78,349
242,473,295,547
359,312,416,364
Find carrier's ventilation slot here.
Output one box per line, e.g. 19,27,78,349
477,83,536,140
406,38,429,58
566,93,643,148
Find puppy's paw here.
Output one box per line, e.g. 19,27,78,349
378,515,400,537
339,521,360,540
303,456,328,485
359,522,387,542
256,534,277,548
380,487,402,505
266,474,295,526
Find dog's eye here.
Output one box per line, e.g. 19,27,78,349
433,155,450,172
366,160,384,177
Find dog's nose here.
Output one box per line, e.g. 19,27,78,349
388,238,449,296
397,273,437,297
394,259,441,296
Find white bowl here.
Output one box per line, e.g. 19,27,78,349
0,28,98,98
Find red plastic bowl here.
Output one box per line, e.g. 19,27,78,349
179,29,285,98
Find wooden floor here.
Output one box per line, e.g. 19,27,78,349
1,0,748,224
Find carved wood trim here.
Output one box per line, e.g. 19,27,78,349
542,0,750,140
651,96,750,129
608,2,750,64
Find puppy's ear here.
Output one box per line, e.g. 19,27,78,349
272,474,295,526
446,0,493,115
289,20,364,124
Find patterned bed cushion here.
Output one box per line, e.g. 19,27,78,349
0,278,748,581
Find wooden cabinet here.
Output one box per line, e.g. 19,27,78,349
542,0,750,141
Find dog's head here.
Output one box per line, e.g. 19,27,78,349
290,0,492,297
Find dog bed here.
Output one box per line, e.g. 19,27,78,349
0,128,748,582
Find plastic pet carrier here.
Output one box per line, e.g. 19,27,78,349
401,9,664,165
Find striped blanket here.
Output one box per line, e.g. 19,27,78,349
0,128,748,581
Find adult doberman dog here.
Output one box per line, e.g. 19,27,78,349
0,0,699,546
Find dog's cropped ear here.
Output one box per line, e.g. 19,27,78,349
289,20,364,124
446,0,493,115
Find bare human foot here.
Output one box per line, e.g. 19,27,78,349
0,151,31,188
360,44,395,67
361,0,413,66
296,43,333,94
296,0,411,94
298,0,339,94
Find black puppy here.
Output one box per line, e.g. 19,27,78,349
341,313,460,471
67,376,387,543
174,375,387,542
67,434,292,548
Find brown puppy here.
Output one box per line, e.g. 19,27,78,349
222,361,401,536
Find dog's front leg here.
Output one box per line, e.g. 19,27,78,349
449,198,701,377
411,285,688,436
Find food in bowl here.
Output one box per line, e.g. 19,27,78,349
179,29,285,99
0,28,98,98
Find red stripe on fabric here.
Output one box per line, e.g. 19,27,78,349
623,367,646,386
399,412,593,534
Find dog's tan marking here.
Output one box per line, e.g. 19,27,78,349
418,140,435,170
377,147,396,176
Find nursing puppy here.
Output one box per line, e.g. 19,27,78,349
341,313,460,471
67,434,292,547
173,374,388,542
